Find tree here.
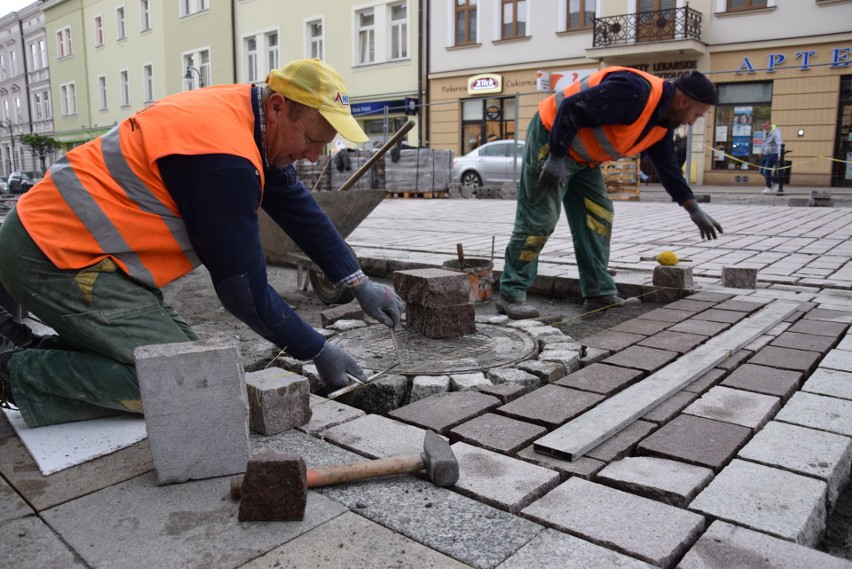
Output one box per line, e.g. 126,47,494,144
20,133,61,174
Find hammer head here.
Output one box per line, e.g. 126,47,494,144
422,431,459,487
237,449,307,522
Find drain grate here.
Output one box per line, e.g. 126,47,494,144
328,323,537,375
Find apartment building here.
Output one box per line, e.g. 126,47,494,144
427,0,852,188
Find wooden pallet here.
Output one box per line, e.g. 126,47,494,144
601,155,641,201
385,191,448,199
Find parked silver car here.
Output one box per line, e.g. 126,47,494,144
452,140,525,189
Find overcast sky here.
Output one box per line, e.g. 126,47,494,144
5,0,37,15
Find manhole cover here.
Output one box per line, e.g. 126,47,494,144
328,323,537,375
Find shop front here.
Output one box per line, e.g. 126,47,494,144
350,97,418,148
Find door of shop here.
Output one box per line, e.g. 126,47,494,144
461,97,517,156
832,75,852,188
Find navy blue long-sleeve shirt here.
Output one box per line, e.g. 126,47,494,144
549,71,695,205
157,86,360,360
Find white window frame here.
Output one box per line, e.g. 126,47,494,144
98,75,108,110
120,69,130,107
143,64,154,102
116,6,127,40
389,2,409,60
56,27,73,58
183,49,210,90
181,0,210,18
245,36,258,83
9,49,17,75
305,17,324,60
356,8,375,66
140,0,152,31
94,15,104,47
60,82,77,116
38,39,47,68
266,30,279,71
33,89,51,120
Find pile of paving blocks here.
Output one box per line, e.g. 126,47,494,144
393,268,476,338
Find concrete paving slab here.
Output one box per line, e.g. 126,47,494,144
720,363,803,399
685,292,734,303
689,459,827,546
596,456,713,508
776,391,852,437
610,318,673,336
638,330,706,353
823,349,852,373
802,367,852,400
693,308,748,324
497,385,604,429
663,299,716,313
449,413,546,454
252,428,363,467
389,391,500,435
516,445,605,479
683,368,726,394
580,330,645,351
554,363,644,395
521,477,705,567
838,334,852,352
679,520,852,569
297,398,365,435
1,515,87,568
738,420,852,507
240,511,471,568
771,331,840,354
42,471,347,569
748,345,822,373
451,442,560,514
602,345,679,372
804,309,852,324
496,528,655,569
714,299,765,313
637,414,751,471
641,391,700,423
322,414,433,459
0,436,153,511
636,308,694,323
0,474,34,522
317,474,544,569
683,386,781,430
584,419,656,462
787,318,848,338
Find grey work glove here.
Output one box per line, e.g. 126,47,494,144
313,343,366,390
538,155,567,191
685,202,723,240
351,277,404,327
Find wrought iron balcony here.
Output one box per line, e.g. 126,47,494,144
593,4,702,47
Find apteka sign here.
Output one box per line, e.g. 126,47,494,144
737,47,850,73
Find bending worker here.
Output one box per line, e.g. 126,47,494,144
0,58,403,426
497,68,722,320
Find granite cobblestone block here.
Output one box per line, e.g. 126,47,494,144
602,345,678,373
610,318,672,336
748,345,822,373
775,391,852,437
554,363,643,396
477,381,528,403
801,367,852,400
720,363,802,399
486,367,541,389
596,456,713,508
638,330,706,354
683,386,781,430
497,385,603,429
449,412,546,454
245,368,311,436
498,529,656,569
516,446,606,479
637,414,751,471
388,391,500,435
516,360,567,384
392,268,470,307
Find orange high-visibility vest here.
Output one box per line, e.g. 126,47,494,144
538,66,669,166
17,84,265,289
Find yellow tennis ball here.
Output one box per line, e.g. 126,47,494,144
657,251,679,266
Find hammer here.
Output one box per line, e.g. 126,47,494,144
232,431,459,521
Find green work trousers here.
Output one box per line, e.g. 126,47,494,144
500,112,617,301
0,208,198,427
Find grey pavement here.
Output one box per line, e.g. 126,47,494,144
3,186,852,568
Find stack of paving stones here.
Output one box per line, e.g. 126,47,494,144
393,268,476,338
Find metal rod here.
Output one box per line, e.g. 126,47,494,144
337,119,415,192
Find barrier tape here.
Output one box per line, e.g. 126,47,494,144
700,143,852,171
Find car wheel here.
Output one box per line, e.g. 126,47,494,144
461,171,482,189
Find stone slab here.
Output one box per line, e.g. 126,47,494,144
580,330,645,351
771,331,840,354
683,386,781,430
738,420,852,507
689,459,827,546
679,520,852,569
388,391,500,435
748,345,821,373
449,412,546,454
42,472,347,569
693,308,748,324
596,456,713,508
478,381,528,403
135,338,250,485
240,511,470,568
318,473,544,569
0,471,34,522
802,367,852,400
516,445,606,479
641,390,700,423
685,292,734,302
714,349,751,372
610,318,672,336
714,299,765,313
721,363,803,399
409,375,451,403
637,330,706,354
521,477,705,567
776,391,852,437
516,360,567,384
637,414,751,471
803,308,852,324
823,349,852,373
2,516,87,568
449,372,493,392
451,442,560,514
602,345,679,372
787,318,848,338
584,419,656,462
663,299,715,313
497,385,604,429
322,414,433,459
636,308,694,323
486,367,540,389
497,528,655,569
297,399,365,435
683,368,726,394
554,363,644,396
652,265,694,289
721,267,757,289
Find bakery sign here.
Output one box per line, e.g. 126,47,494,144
467,73,503,95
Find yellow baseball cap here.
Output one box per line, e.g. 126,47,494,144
266,58,369,143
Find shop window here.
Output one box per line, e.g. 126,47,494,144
712,81,772,171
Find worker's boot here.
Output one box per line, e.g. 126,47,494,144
0,335,21,409
0,306,40,349
583,295,639,313
495,293,539,320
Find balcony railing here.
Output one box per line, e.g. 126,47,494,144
593,4,702,48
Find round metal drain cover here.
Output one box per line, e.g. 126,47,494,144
328,323,537,375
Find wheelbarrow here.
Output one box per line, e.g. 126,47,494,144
259,119,416,304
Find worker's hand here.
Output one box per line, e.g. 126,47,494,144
538,156,566,191
351,278,404,327
313,343,366,390
685,202,723,240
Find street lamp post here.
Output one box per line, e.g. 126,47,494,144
0,119,15,178
184,66,204,90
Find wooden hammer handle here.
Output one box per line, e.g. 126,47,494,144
306,454,424,487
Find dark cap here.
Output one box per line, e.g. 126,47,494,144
674,71,716,105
